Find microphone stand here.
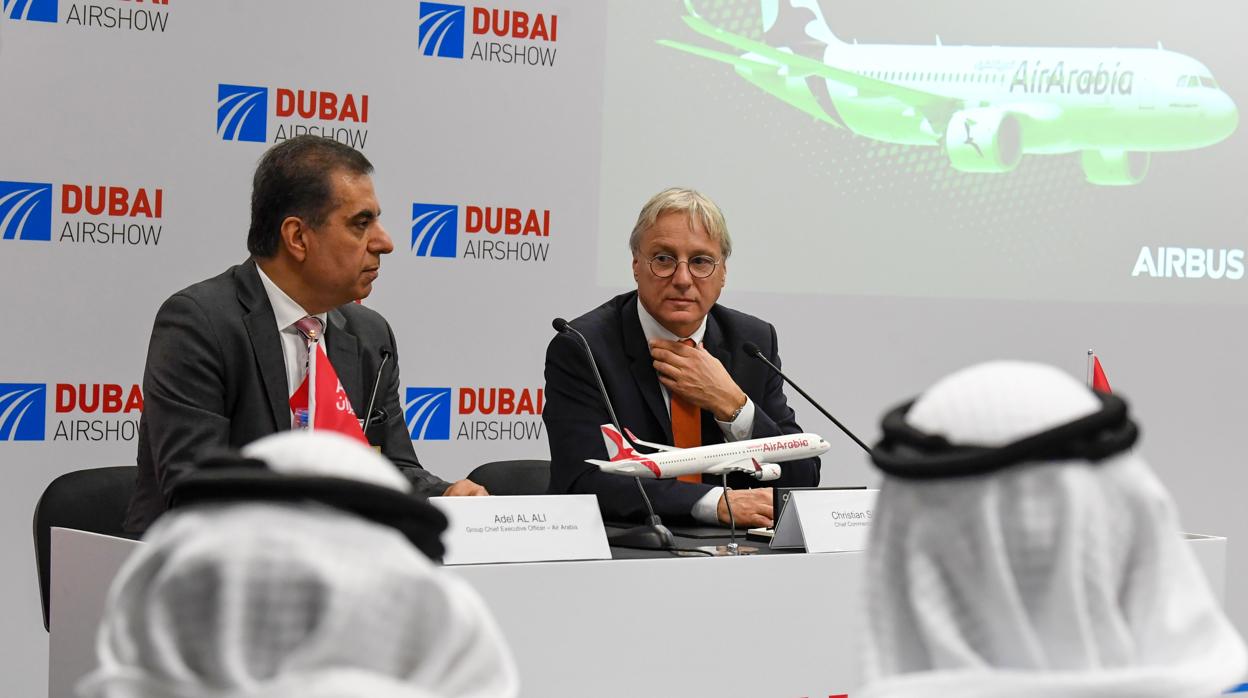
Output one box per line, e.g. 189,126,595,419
554,319,674,550
611,477,675,550
721,473,739,556
744,343,871,455
361,349,392,434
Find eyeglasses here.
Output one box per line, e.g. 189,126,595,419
647,254,721,279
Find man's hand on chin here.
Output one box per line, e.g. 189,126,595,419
649,338,746,420
442,479,489,496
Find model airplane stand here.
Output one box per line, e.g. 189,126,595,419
695,473,759,556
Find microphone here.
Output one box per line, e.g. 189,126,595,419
742,341,871,454
361,348,392,435
552,319,623,435
553,318,674,551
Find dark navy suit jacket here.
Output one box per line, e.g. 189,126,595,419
543,291,820,523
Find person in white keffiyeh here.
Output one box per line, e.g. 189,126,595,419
860,361,1246,698
78,432,519,698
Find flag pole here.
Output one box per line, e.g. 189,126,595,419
1086,349,1094,388
307,337,318,430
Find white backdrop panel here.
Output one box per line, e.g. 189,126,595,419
3,2,1247,697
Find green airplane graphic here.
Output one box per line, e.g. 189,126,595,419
661,0,1238,185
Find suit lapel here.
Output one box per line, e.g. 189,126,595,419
702,311,732,374
238,260,290,432
325,308,362,412
622,295,673,444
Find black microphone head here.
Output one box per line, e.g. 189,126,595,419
742,341,763,358
552,318,570,332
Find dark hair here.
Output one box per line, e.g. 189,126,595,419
247,135,374,258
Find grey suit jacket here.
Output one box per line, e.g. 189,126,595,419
124,259,448,532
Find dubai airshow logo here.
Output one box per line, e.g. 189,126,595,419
0,382,143,442
0,384,47,441
417,1,558,67
410,201,551,262
418,3,465,58
4,0,170,32
216,83,370,148
0,181,53,241
406,386,543,441
1,180,164,247
405,387,452,440
411,203,458,258
3,0,56,22
217,85,268,143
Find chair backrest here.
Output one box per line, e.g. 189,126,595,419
33,466,138,631
466,460,550,496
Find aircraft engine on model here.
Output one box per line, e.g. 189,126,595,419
754,463,782,481
944,108,1023,173
1081,149,1150,185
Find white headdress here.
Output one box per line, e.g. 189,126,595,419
860,361,1245,698
79,432,518,698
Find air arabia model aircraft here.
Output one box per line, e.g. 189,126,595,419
588,424,830,481
660,0,1238,185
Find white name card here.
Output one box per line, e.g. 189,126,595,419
771,489,878,553
430,494,611,565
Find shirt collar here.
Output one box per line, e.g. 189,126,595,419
255,265,328,333
636,298,707,345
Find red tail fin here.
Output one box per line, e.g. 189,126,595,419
599,424,642,462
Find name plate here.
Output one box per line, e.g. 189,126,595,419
771,489,878,553
430,495,611,565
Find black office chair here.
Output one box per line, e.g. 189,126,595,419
467,459,550,496
33,466,138,631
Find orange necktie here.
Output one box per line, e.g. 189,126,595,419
671,339,702,484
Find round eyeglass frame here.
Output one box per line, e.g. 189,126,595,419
647,254,721,279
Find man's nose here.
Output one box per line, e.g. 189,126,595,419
670,260,694,286
372,222,394,254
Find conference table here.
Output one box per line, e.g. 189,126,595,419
48,526,1229,698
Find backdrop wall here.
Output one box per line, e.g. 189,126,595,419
3,2,1245,696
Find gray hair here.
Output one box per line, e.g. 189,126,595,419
628,187,732,259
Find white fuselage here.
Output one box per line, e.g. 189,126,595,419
819,43,1238,153
599,433,830,480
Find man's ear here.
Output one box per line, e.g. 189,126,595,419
280,216,309,262
631,254,641,282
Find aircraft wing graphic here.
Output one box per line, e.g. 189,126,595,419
665,11,958,115
658,37,850,127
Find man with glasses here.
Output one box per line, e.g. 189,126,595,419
543,188,821,527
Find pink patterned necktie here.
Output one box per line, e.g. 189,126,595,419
293,316,323,344
293,316,323,376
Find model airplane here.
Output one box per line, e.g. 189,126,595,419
588,424,830,481
660,0,1238,185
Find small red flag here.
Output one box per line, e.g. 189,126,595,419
289,342,368,443
1091,355,1112,394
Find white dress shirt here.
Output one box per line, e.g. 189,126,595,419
636,302,755,524
255,266,328,428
